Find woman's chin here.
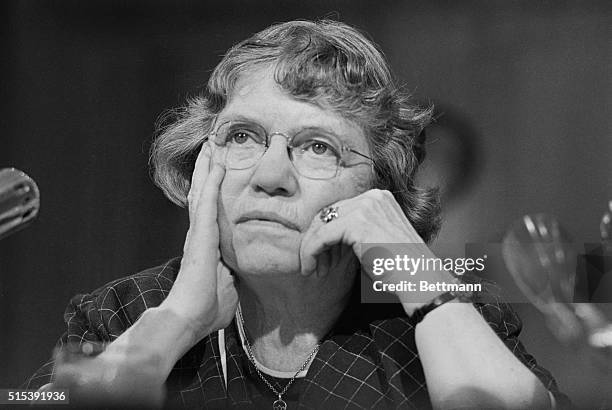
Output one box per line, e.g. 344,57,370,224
226,233,302,276
233,248,301,277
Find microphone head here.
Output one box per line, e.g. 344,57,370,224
0,168,40,240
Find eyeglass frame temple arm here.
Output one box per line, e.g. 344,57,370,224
347,148,373,162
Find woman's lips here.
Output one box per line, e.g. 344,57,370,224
236,211,300,231
239,219,295,231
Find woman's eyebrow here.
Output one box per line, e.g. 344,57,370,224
216,114,359,146
298,125,343,137
216,114,260,124
219,115,343,136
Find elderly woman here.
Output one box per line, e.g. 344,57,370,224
25,20,566,409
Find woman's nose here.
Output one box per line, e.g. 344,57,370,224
248,135,298,196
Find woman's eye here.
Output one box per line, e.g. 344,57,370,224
303,140,337,156
311,143,328,155
230,131,250,144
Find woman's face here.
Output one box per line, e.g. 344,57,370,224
216,68,372,277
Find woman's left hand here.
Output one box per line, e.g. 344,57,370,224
300,189,431,274
299,189,450,311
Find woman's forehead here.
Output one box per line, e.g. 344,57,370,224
221,69,369,151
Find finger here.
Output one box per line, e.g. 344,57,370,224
216,261,237,300
299,222,334,276
188,141,212,212
300,206,333,276
187,149,226,266
299,200,352,276
195,148,225,221
300,215,353,277
317,249,331,278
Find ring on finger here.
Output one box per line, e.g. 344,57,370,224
320,206,339,223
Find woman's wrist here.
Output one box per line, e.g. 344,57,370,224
394,268,469,316
103,306,202,377
390,267,455,307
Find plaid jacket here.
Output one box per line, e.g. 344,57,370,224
24,257,569,409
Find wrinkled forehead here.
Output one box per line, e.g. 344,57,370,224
219,66,371,153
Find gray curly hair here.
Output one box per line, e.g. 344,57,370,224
150,19,441,242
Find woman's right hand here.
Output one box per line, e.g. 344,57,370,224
46,142,238,407
160,141,238,341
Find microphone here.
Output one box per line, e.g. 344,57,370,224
0,168,40,240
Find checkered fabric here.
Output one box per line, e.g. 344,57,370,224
23,257,569,409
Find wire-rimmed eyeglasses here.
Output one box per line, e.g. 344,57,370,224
209,120,373,180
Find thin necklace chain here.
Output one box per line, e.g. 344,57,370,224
236,305,320,401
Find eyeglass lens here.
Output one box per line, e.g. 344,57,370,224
213,121,342,179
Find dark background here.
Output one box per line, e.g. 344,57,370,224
1,1,610,407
